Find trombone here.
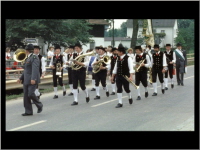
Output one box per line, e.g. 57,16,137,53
123,75,139,89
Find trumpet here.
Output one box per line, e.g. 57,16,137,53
123,75,139,89
136,58,146,72
92,55,111,74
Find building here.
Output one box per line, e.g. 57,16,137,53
126,19,178,48
104,37,131,48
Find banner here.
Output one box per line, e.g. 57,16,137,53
142,19,155,47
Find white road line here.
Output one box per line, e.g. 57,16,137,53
91,96,127,107
8,120,47,131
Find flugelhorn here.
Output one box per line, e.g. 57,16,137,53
123,75,139,89
92,55,111,73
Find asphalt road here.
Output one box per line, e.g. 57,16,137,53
6,65,194,131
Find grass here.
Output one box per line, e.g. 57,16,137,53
6,80,90,100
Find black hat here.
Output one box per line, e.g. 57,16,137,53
166,44,171,47
34,46,41,50
74,42,82,48
153,44,160,49
25,44,34,51
111,47,117,52
176,43,182,47
68,45,74,49
54,45,61,50
134,46,142,50
99,47,106,52
117,43,126,53
95,46,100,50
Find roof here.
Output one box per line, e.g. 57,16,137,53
127,19,176,28
104,37,131,41
88,19,110,25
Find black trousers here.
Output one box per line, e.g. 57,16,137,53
95,70,107,87
152,68,164,83
72,68,86,90
110,73,116,84
36,73,42,89
176,62,184,84
92,73,95,80
52,71,64,87
67,67,73,84
165,64,173,79
116,75,130,93
135,70,148,87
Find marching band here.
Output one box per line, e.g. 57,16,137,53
16,42,187,115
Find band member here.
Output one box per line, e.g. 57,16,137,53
17,44,43,116
107,47,119,95
70,42,90,106
133,46,151,100
49,45,67,99
111,44,134,108
66,45,76,96
33,46,46,102
92,47,110,100
174,43,187,86
164,44,176,89
151,44,167,96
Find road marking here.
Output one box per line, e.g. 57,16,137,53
8,120,47,131
91,96,127,107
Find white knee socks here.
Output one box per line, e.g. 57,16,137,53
127,92,132,99
117,93,122,104
111,83,116,92
83,88,89,97
153,83,157,93
161,83,164,89
54,87,58,95
73,89,78,102
171,78,174,84
96,86,100,96
137,87,141,96
164,78,168,87
62,85,66,91
92,80,96,88
69,84,73,93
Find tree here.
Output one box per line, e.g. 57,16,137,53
130,19,139,49
119,22,127,37
104,21,127,37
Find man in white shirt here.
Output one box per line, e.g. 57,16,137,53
111,44,134,108
49,45,67,99
47,46,54,60
150,44,168,96
163,44,176,89
133,46,151,100
92,47,110,99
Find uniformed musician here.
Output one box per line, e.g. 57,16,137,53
111,44,134,108
164,44,176,89
151,44,167,96
92,47,110,100
70,42,90,106
133,46,151,100
49,45,67,99
17,44,43,116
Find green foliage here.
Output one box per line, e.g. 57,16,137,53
6,19,93,47
105,21,127,37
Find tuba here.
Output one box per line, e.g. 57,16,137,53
92,55,111,74
71,50,96,70
13,48,27,64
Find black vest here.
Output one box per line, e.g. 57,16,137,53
135,53,147,72
152,51,164,70
67,53,73,60
110,55,120,71
164,50,173,64
38,54,42,76
53,55,64,73
117,54,130,77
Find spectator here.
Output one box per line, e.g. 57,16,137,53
127,48,135,60
47,46,54,60
6,47,11,60
106,46,113,57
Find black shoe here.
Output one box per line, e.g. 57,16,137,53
136,96,141,100
181,83,184,86
171,84,174,89
115,103,123,108
53,95,58,99
145,92,148,98
86,97,90,103
162,89,165,94
91,88,96,91
177,83,180,86
63,91,66,96
68,92,73,96
106,91,109,97
110,92,115,95
38,93,42,100
129,98,133,104
152,92,157,96
94,96,100,100
22,113,33,116
71,101,78,106
37,106,43,113
165,87,168,90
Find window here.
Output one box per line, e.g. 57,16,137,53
90,42,95,49
153,29,156,33
161,30,165,33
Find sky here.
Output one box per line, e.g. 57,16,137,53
113,19,127,29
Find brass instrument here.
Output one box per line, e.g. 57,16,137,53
148,67,153,84
56,63,62,78
13,48,27,64
71,50,96,70
136,58,146,72
92,55,111,74
123,75,139,89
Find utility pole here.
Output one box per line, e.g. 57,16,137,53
112,19,115,47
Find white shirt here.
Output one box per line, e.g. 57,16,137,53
175,49,185,60
112,54,134,74
6,52,11,60
91,53,110,70
133,53,151,73
150,51,167,67
47,50,54,58
36,54,46,73
49,54,67,68
127,53,135,60
107,52,113,57
165,50,176,63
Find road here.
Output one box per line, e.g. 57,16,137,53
6,65,194,131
